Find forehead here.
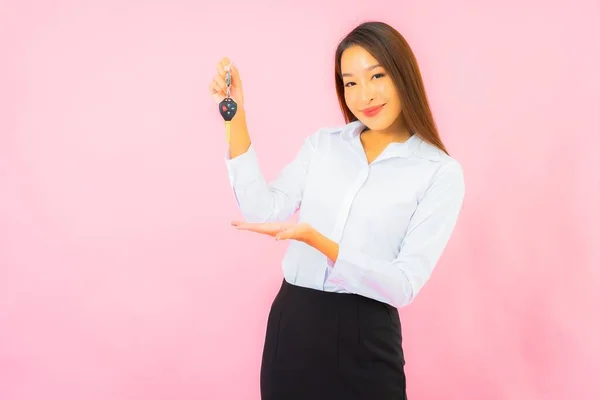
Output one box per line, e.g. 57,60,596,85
340,45,380,73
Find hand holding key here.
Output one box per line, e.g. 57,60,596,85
210,57,244,105
209,57,244,142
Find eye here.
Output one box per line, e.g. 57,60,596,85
344,81,355,88
373,73,385,79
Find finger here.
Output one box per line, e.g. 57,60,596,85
218,58,242,89
228,63,242,88
216,62,226,81
212,74,227,93
233,222,282,236
274,224,295,239
209,76,224,93
233,223,261,232
218,57,231,73
209,86,225,104
275,230,294,240
238,227,271,235
217,57,231,82
231,221,250,228
209,81,223,97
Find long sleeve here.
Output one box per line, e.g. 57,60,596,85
325,160,466,308
225,132,318,223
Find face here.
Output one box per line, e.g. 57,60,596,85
340,45,403,133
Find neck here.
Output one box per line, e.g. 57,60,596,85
362,116,412,143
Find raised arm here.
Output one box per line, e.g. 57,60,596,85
225,133,317,223
210,57,317,223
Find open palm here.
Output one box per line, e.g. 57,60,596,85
231,221,313,241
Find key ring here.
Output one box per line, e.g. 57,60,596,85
225,65,231,98
219,65,237,122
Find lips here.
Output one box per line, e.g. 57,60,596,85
362,104,385,117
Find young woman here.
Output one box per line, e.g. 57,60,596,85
209,21,465,400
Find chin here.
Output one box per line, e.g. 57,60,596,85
358,117,395,132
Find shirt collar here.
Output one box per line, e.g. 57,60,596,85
341,120,442,162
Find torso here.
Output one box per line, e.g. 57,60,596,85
281,121,454,293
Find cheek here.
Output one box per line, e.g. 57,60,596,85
379,81,394,98
383,87,401,111
344,90,359,110
387,97,401,114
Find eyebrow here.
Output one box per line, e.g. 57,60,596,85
341,64,383,77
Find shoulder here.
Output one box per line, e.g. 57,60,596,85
433,156,465,191
414,136,465,191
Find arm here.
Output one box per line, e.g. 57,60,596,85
304,229,339,262
213,59,313,223
306,161,465,308
225,119,318,223
227,107,252,160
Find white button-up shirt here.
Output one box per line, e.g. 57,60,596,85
225,120,465,308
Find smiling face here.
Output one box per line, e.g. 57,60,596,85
340,45,404,133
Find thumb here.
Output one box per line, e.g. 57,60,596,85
275,231,289,240
275,226,295,241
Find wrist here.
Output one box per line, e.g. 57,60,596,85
231,106,247,127
302,225,320,245
302,226,339,264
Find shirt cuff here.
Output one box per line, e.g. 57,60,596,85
326,243,365,288
224,144,261,187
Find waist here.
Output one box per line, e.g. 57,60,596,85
280,242,399,308
271,278,401,336
277,278,397,314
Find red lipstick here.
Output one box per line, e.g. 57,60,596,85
362,104,385,117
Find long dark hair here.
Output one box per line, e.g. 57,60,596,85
334,21,449,155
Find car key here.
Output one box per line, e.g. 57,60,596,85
218,65,237,142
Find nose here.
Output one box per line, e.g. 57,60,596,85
360,82,375,103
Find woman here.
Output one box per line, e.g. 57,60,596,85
209,21,465,399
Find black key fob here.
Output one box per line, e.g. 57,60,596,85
219,97,237,121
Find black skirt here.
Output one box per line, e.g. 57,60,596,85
260,279,407,400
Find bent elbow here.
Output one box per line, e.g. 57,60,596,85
238,207,273,223
389,273,419,309
391,289,415,309
238,204,284,224
241,213,272,224
232,188,295,223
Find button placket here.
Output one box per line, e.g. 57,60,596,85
330,166,370,243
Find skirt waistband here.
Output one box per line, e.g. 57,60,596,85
274,278,400,321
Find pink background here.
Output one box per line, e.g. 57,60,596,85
1,0,599,399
